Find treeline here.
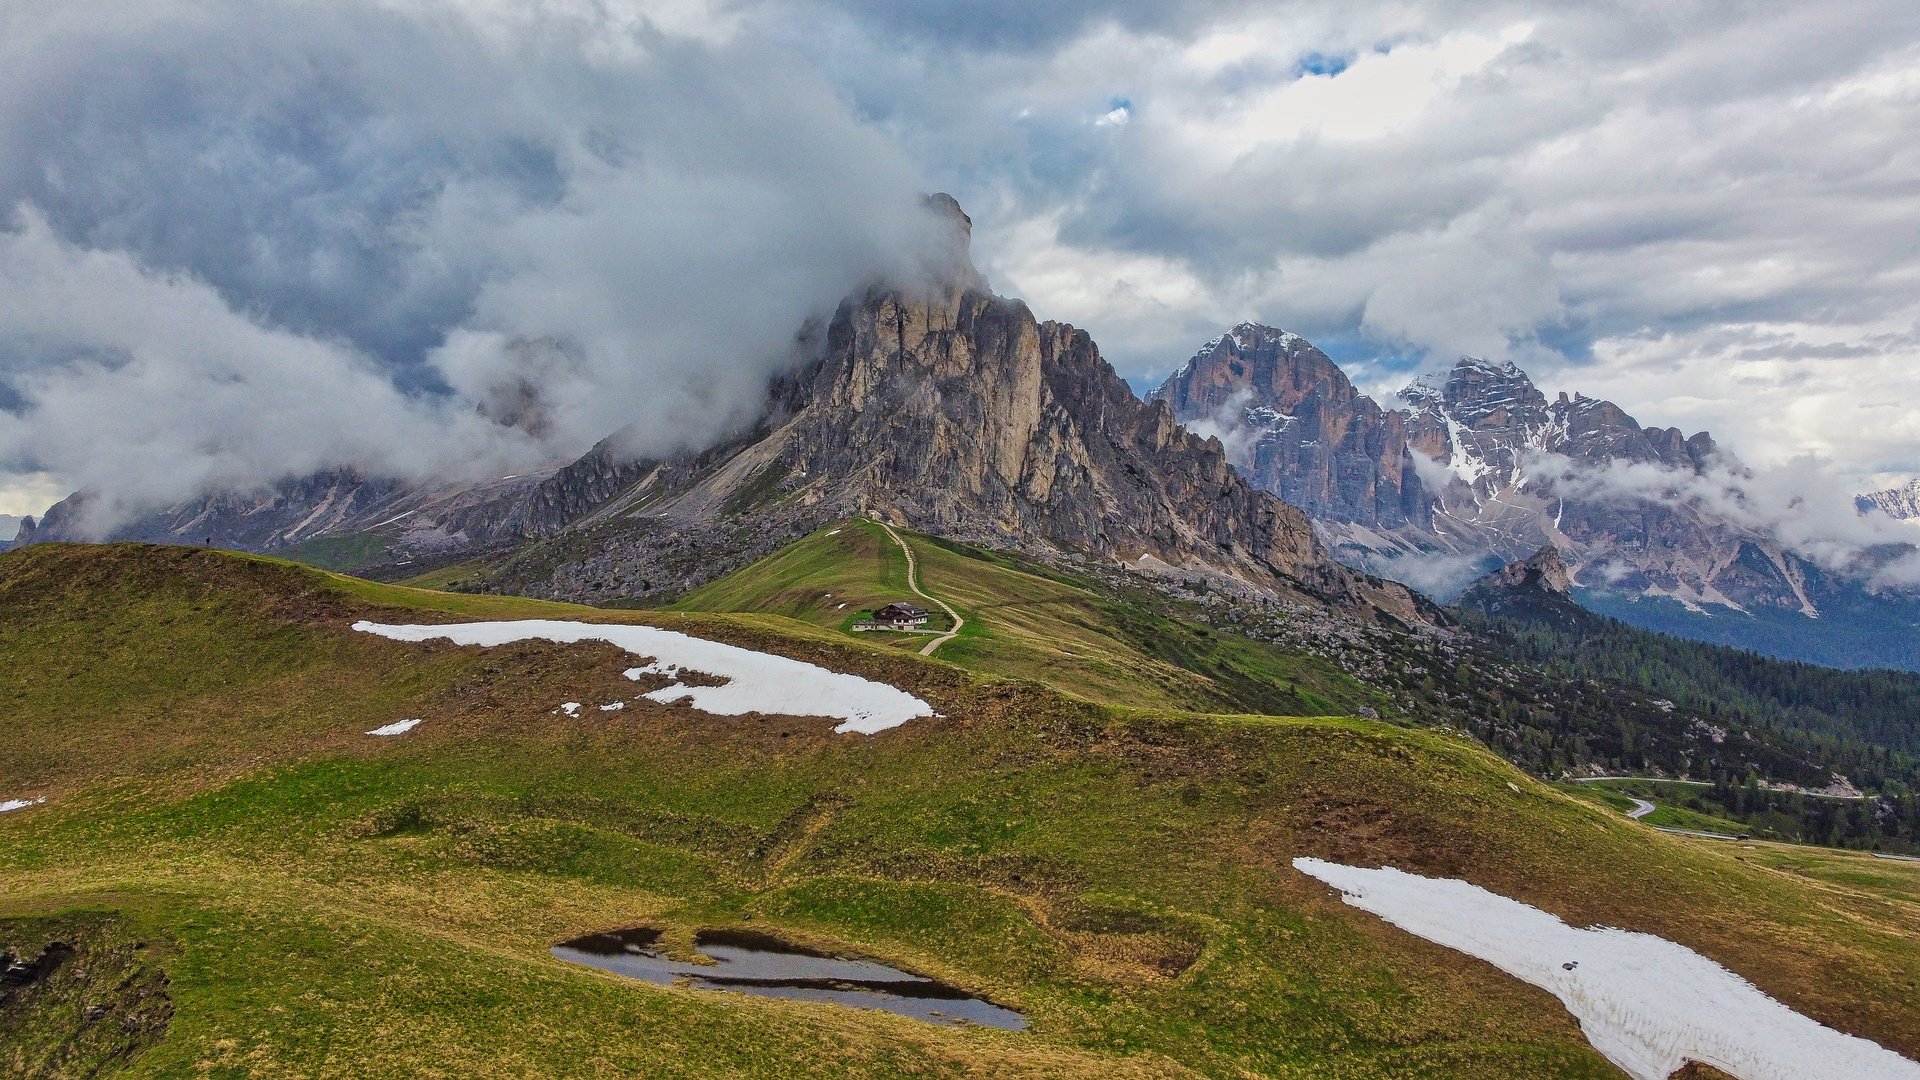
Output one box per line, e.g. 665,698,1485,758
1694,777,1918,853
1460,602,1920,794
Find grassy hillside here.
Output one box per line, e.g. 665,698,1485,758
3,543,1919,1078
672,520,1360,716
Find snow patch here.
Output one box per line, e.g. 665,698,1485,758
366,718,422,736
1442,416,1490,487
354,619,934,735
599,702,624,712
0,797,46,812
1293,858,1920,1080
560,702,583,716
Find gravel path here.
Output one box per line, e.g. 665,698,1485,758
877,521,965,658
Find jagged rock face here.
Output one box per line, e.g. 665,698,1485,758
770,289,1336,593
1151,333,1839,616
1148,324,1429,531
1860,479,1920,520
1455,545,1580,624
1396,359,1818,615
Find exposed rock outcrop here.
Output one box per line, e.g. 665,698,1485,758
1454,546,1582,625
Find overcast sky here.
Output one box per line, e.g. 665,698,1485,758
2,0,1917,520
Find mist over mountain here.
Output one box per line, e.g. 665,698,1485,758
18,198,1418,628
0,0,956,536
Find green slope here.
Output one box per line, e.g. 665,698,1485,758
672,520,1359,716
2,543,1919,1078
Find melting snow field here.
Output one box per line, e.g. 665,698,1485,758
366,718,422,736
1294,858,1920,1080
353,619,934,734
0,797,45,812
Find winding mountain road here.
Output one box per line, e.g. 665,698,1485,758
876,521,964,657
1625,798,1657,820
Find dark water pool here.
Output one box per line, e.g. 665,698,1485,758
552,927,1026,1030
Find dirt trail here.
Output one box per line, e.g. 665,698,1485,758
876,521,964,657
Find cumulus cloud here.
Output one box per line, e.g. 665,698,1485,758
0,207,529,533
0,0,942,528
1530,449,1920,588
777,1,1920,487
6,0,1920,533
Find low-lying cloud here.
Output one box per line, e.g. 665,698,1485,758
0,0,943,531
1532,450,1920,589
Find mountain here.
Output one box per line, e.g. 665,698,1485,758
14,198,1415,620
1861,479,1920,520
1143,324,1429,533
1151,325,1920,669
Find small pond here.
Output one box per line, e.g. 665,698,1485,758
552,927,1027,1030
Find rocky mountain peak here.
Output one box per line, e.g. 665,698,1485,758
1401,356,1551,433
1149,324,1428,534
761,276,1397,609
1147,322,1352,421
1858,478,1920,521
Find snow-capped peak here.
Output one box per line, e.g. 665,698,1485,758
1398,369,1450,408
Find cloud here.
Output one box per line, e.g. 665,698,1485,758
0,0,942,528
1172,386,1263,467
781,1,1920,487
7,0,1920,532
1530,448,1920,588
1352,548,1496,601
0,207,527,533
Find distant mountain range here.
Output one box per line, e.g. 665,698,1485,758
1148,324,1920,669
13,197,1421,625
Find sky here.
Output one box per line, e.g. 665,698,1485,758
2,0,1918,523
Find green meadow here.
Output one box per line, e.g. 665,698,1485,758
3,540,1917,1078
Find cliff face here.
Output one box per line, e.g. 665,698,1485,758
1148,324,1429,531
771,284,1332,589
